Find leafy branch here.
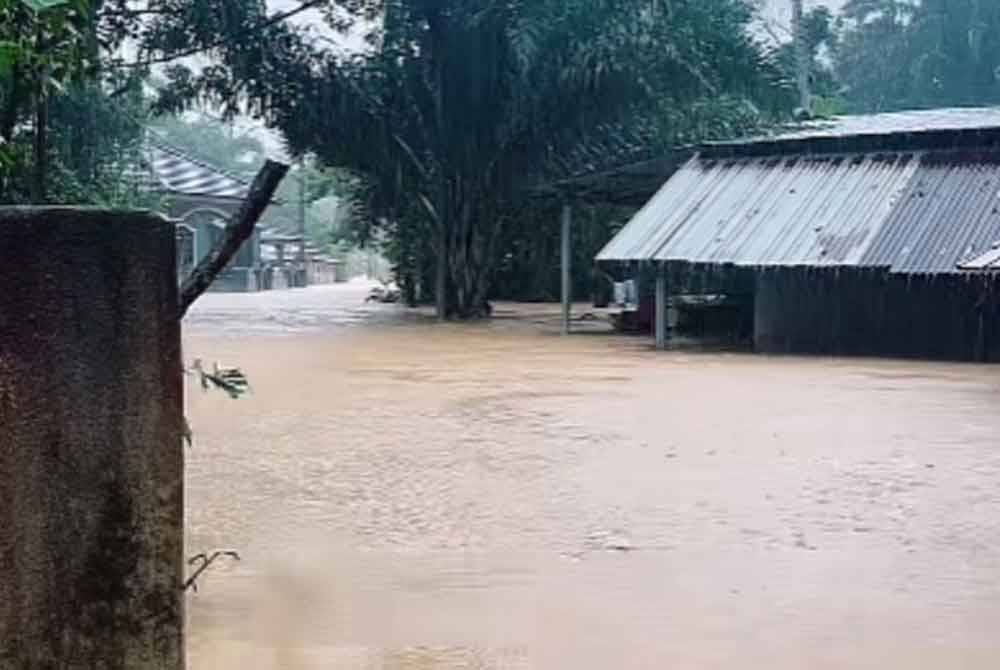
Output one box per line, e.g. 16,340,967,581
187,359,251,399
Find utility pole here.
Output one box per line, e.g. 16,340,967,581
297,163,307,287
792,0,811,116
560,201,572,335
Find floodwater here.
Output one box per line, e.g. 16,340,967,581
184,282,1000,669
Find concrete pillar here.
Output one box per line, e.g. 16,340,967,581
0,208,184,669
655,263,668,350
561,202,572,335
754,271,780,353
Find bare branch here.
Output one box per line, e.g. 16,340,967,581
113,0,326,70
177,159,289,319
184,550,241,592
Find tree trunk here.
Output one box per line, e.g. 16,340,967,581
1,62,22,143
435,229,448,320
791,0,811,115
177,159,289,318
30,22,49,204
446,212,498,319
31,82,48,203
429,179,501,320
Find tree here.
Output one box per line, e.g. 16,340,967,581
156,0,792,318
1,0,326,204
0,0,107,202
771,4,843,117
835,0,1000,112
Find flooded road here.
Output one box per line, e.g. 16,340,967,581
184,283,1000,669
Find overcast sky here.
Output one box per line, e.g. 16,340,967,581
761,0,846,26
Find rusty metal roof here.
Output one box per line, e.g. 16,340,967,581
597,149,1000,274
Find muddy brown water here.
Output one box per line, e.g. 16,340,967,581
183,282,1000,669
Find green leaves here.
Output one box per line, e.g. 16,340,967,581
835,0,1000,112
186,0,790,316
188,359,251,400
0,40,16,77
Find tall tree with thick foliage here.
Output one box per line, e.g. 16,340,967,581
0,0,321,204
157,0,792,318
836,0,1000,112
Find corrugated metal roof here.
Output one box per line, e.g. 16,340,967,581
863,153,1000,273
725,107,1000,145
597,149,1000,274
958,247,1000,270
598,153,919,267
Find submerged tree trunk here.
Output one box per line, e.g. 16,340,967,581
435,235,448,320
445,211,499,319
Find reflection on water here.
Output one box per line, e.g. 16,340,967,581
184,283,1000,669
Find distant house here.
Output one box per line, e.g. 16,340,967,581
598,108,1000,362
139,138,337,291
142,140,267,291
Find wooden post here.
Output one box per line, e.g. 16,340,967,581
655,262,667,350
561,201,572,335
297,166,308,287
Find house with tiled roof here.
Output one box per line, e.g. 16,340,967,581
137,136,334,291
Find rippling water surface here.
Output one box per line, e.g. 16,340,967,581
183,282,1000,669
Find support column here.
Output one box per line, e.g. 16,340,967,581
297,167,308,288
561,201,572,335
655,262,668,350
0,208,184,669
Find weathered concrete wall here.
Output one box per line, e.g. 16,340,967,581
0,208,184,669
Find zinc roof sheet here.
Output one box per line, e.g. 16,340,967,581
598,149,1000,274
958,247,1000,270
723,107,1000,146
597,152,920,267
598,108,1000,274
862,153,1000,273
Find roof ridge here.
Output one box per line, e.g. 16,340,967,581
145,130,254,188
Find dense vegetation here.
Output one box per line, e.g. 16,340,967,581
153,0,793,316
4,0,1000,312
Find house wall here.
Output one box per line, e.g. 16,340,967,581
752,267,1000,362
0,208,184,668
182,217,262,292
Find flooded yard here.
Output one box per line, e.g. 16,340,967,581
184,283,1000,669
